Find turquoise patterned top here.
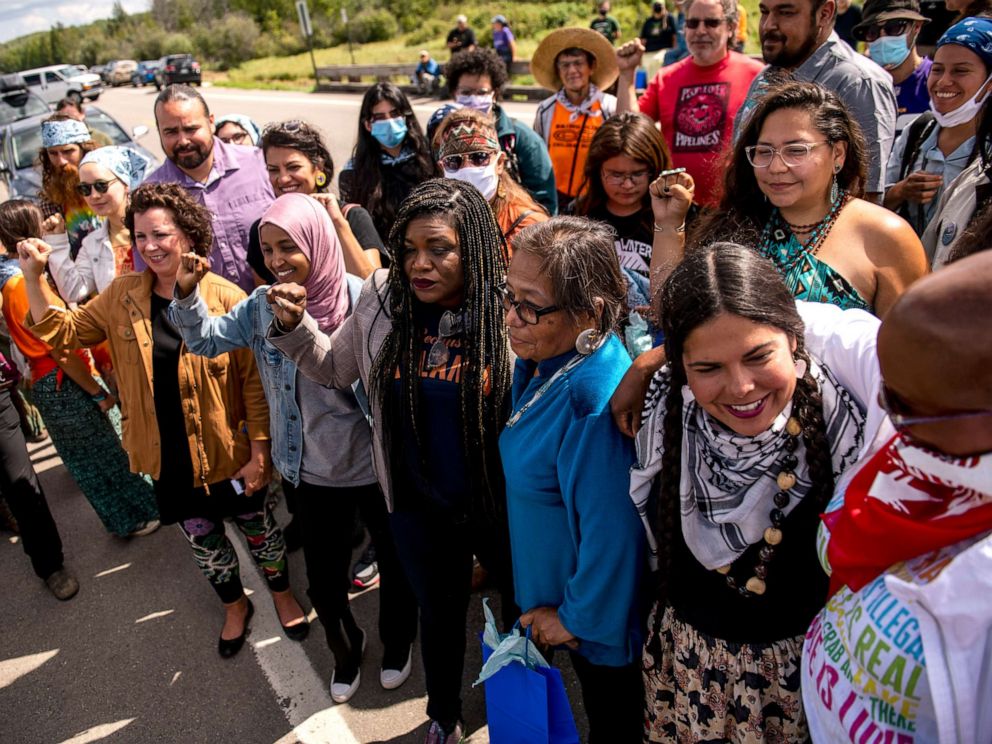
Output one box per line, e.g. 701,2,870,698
757,212,872,314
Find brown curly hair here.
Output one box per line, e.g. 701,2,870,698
125,182,213,257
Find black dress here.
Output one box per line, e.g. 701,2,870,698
149,293,264,523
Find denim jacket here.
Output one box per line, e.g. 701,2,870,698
170,274,371,487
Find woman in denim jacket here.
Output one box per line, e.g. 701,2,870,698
170,193,417,703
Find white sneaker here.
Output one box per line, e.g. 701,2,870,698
330,667,361,703
329,629,366,704
380,647,413,690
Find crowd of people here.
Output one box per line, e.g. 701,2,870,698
1,2,991,743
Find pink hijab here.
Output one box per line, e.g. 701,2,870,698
259,193,348,333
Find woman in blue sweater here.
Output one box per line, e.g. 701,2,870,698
497,216,646,743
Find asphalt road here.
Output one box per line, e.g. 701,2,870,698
0,86,591,744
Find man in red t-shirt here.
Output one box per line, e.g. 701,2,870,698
616,0,764,207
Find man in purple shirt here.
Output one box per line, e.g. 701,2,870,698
140,85,273,292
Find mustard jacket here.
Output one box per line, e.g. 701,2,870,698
29,270,269,487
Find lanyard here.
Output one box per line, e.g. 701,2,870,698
506,354,588,428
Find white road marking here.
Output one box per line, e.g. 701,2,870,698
134,609,174,624
254,636,283,649
57,719,136,744
227,524,360,744
95,562,132,578
0,648,59,689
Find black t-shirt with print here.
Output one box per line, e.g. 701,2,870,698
588,204,654,277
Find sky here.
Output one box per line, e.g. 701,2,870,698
0,0,150,44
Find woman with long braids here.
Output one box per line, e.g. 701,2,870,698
630,243,881,741
338,84,438,244
266,179,515,744
651,80,926,316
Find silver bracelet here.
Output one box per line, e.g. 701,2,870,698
653,222,686,234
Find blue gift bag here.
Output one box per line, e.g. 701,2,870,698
475,600,579,744
480,638,580,744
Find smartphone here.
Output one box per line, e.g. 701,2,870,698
231,479,245,496
659,167,687,178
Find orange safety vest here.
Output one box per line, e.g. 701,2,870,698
548,99,606,198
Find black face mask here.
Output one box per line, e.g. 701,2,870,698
599,8,608,15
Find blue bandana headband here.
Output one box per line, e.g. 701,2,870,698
215,114,261,146
80,146,148,190
41,119,92,148
937,17,992,71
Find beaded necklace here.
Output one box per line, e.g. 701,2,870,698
758,190,850,272
715,416,803,597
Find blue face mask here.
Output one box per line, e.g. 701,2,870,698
370,117,408,149
869,34,911,69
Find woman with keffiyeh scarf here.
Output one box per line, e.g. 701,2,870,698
629,243,874,742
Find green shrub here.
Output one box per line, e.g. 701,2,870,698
343,9,399,44
407,20,447,47
195,14,261,70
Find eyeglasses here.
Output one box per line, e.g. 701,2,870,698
602,169,651,185
556,58,589,71
76,180,115,196
745,141,830,168
859,19,910,42
878,384,992,431
685,17,726,28
219,131,251,145
455,88,494,97
441,151,494,171
495,282,560,325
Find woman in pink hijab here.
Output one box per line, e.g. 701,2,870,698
170,192,418,704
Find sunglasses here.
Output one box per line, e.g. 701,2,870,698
878,384,992,430
685,17,726,29
76,180,116,196
858,19,910,42
441,151,494,171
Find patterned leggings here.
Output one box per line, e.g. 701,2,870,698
177,505,289,604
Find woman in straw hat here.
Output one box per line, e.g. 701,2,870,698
531,27,620,207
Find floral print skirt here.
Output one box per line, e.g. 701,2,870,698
643,603,809,743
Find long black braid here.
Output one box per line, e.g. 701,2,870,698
651,243,835,608
369,179,511,523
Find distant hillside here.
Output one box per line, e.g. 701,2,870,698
1,0,761,86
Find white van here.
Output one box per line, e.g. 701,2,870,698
19,65,103,106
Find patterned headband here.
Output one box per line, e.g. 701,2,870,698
41,119,92,148
437,121,500,159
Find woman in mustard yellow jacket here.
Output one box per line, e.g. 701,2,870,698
17,183,307,658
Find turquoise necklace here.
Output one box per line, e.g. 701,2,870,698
758,190,850,272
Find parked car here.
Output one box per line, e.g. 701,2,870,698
154,54,201,89
106,60,138,86
19,65,102,105
131,60,161,87
100,61,118,85
0,75,49,126
0,105,158,201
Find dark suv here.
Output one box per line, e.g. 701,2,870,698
155,54,202,90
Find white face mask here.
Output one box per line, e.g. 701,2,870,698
455,94,495,115
930,73,992,128
444,163,499,200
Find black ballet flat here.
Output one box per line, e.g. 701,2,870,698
218,599,254,659
282,617,310,642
